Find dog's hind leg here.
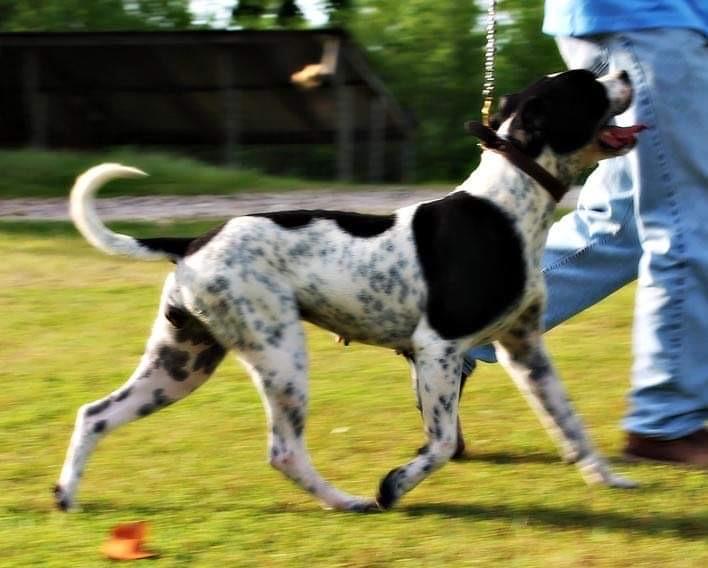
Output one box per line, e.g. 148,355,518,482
54,276,227,511
376,322,464,509
494,304,636,488
237,318,376,512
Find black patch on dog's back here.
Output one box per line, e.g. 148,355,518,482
252,210,395,238
412,192,526,339
136,223,226,261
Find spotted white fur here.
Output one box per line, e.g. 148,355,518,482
55,71,638,513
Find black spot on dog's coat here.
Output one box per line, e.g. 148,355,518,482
165,305,189,329
193,344,226,374
136,223,226,260
166,305,221,354
412,192,526,339
157,346,190,381
115,387,132,402
286,407,305,437
86,399,111,417
376,467,404,510
252,210,395,238
137,403,155,417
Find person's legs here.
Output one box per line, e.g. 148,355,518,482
463,30,708,463
608,29,708,440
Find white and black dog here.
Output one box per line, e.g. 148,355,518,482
55,70,644,513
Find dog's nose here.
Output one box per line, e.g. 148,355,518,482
618,70,630,84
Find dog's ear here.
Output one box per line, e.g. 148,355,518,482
489,93,519,130
510,95,548,155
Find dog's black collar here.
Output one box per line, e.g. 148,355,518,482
465,121,568,204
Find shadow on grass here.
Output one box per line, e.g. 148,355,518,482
401,501,708,540
458,450,561,465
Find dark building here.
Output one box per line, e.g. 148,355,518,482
0,29,415,181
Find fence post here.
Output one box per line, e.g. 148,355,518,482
22,50,48,148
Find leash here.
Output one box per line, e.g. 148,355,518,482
465,120,569,203
468,1,567,203
481,0,497,126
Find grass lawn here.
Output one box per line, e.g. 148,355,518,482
1,220,706,567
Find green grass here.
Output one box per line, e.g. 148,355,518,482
1,220,706,567
0,149,341,198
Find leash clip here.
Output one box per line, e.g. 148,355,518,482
481,97,494,127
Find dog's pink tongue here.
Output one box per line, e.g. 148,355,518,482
599,124,647,148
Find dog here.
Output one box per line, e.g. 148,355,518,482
55,69,643,513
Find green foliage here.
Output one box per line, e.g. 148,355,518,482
1,223,707,566
0,0,192,30
494,0,564,95
346,0,485,180
343,0,564,180
231,0,306,29
322,0,353,25
129,0,193,29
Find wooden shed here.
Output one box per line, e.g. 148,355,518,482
0,29,415,181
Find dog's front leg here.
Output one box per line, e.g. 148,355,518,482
405,352,466,460
494,310,636,488
376,323,464,509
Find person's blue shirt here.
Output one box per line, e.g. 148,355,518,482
543,0,708,36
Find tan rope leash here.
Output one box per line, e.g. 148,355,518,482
481,0,497,126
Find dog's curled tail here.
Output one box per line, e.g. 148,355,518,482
70,163,177,261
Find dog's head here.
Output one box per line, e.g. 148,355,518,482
490,69,645,179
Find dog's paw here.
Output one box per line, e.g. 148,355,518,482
346,499,381,513
323,497,380,513
603,473,639,489
560,447,582,464
53,484,74,512
577,456,639,489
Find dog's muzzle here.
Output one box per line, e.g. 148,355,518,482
597,71,646,153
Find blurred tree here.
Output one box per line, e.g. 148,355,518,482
0,0,193,31
344,0,564,180
231,0,266,28
344,0,485,180
494,0,564,96
231,0,305,29
276,0,305,27
322,0,352,26
131,0,193,29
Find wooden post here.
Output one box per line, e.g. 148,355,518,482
22,50,48,148
368,97,385,183
219,49,240,166
335,66,354,182
400,136,415,183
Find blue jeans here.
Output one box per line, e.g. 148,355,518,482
465,28,708,439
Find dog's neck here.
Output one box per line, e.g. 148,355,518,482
465,120,576,201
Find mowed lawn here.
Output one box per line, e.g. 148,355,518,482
1,221,706,567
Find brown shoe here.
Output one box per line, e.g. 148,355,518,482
623,428,708,468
